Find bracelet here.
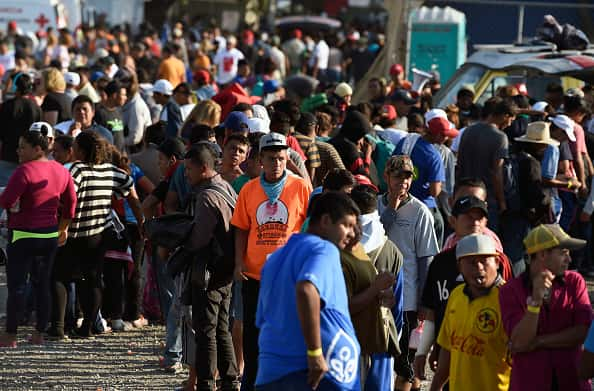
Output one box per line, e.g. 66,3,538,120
307,348,323,357
527,305,541,314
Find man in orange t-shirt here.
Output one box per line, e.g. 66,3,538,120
231,132,311,390
157,43,186,88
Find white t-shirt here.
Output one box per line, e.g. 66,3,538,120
0,51,15,71
378,195,439,311
309,40,329,70
379,127,408,146
269,46,286,79
450,127,466,153
214,48,245,85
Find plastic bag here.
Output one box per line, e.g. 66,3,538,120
409,321,424,350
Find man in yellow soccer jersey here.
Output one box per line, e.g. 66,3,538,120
430,234,510,391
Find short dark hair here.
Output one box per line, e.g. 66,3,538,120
72,94,94,111
483,97,516,118
185,143,218,170
232,102,252,113
453,177,487,198
54,134,74,150
310,191,360,225
14,72,33,95
350,185,378,214
323,169,357,192
224,134,249,148
189,124,215,144
407,112,424,129
564,96,590,115
270,111,291,136
272,99,301,126
144,122,166,145
104,79,123,96
457,88,474,99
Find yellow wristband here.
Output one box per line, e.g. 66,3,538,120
568,181,573,189
527,305,541,314
307,348,323,357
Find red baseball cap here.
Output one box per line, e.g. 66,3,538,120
354,174,379,193
381,104,397,120
293,29,302,39
389,63,404,76
194,69,210,84
427,117,459,138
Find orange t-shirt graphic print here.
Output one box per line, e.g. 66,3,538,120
231,174,311,280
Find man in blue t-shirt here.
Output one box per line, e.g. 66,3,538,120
256,192,361,390
394,109,456,245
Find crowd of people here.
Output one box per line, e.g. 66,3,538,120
2,16,594,391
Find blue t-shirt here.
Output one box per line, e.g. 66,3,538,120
123,163,145,224
585,322,594,353
256,233,360,389
395,137,445,208
541,144,559,180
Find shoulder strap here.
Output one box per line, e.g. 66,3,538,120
400,133,421,156
204,183,236,210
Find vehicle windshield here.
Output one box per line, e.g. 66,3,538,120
433,64,486,108
477,72,564,105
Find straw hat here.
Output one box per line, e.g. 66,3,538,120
515,121,559,147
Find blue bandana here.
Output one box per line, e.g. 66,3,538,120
260,171,287,204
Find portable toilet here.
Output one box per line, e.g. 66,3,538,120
407,6,466,86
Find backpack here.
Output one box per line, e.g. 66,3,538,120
503,151,551,223
367,132,396,192
502,154,523,213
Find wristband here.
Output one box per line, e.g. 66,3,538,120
527,305,541,314
568,181,573,190
307,348,323,357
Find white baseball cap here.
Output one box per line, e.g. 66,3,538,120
424,108,448,124
247,117,269,134
29,121,54,138
64,71,80,87
531,101,549,112
550,115,576,142
153,79,173,96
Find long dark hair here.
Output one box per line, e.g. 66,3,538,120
74,131,109,164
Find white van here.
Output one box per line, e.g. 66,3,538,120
0,0,69,34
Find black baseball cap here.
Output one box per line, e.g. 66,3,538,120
452,196,488,217
390,88,418,105
158,138,186,159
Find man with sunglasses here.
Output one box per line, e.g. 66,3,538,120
499,224,592,390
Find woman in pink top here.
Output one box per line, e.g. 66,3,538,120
0,129,76,347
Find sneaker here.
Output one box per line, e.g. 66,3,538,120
164,362,184,374
111,319,133,332
131,315,149,328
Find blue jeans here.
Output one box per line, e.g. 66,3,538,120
559,191,577,232
6,231,58,333
256,370,345,391
163,272,183,366
152,247,174,321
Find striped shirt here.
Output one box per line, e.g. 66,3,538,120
295,133,321,168
69,162,133,238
